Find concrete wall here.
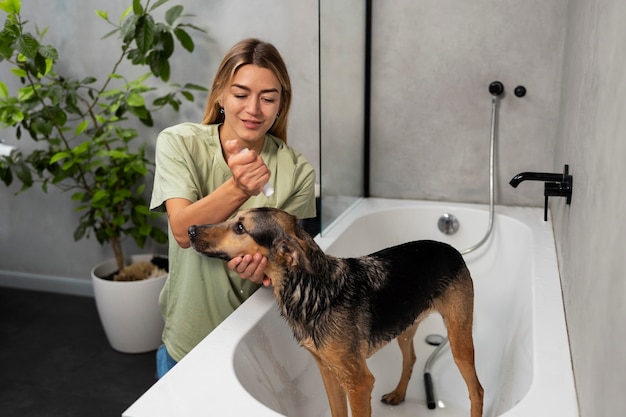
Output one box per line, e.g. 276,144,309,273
552,1,626,416
369,0,569,205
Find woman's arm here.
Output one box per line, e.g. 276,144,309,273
165,178,247,248
166,140,270,248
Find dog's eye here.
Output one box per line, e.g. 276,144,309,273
233,222,246,235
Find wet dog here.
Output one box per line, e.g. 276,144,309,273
188,207,483,417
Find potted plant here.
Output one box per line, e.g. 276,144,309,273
0,0,207,352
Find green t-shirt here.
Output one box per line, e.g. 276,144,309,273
150,123,316,362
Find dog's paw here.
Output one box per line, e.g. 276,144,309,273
381,390,406,405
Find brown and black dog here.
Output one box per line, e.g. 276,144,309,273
188,207,484,417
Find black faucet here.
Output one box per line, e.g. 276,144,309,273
510,164,573,221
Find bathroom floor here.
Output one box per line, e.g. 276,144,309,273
0,286,156,417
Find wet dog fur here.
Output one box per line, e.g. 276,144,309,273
188,207,484,417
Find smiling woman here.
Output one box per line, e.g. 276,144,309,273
149,38,317,378
219,65,282,153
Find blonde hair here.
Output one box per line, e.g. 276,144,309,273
202,38,292,142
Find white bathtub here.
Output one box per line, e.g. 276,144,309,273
124,198,579,417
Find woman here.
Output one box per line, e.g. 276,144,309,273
150,38,316,378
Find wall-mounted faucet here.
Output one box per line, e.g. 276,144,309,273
510,164,573,221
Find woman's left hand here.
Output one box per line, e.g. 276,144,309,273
228,253,271,286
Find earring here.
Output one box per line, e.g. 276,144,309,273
219,108,224,114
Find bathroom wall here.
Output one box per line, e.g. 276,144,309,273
369,0,569,206
0,0,319,287
552,0,626,416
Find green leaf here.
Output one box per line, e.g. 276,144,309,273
74,120,89,136
121,14,139,43
101,28,119,40
130,159,147,175
99,87,123,97
30,117,53,135
17,85,36,101
36,24,49,39
174,27,193,52
43,57,53,76
73,222,87,241
157,30,174,58
134,205,150,215
33,52,47,77
92,189,108,204
165,5,183,25
127,92,145,107
0,81,7,98
9,67,27,77
37,44,58,60
113,214,126,227
47,106,67,127
149,0,170,12
119,5,133,23
49,151,70,164
181,91,193,101
95,10,108,21
61,160,74,170
151,227,168,244
0,163,13,186
135,15,155,53
132,0,143,15
133,72,152,84
183,82,208,91
138,223,151,236
14,160,32,187
0,0,21,14
108,150,128,159
10,110,24,124
149,53,170,81
72,140,90,155
178,23,206,34
15,33,39,58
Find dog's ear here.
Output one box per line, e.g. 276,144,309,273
275,237,313,274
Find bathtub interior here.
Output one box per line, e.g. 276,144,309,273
233,203,534,417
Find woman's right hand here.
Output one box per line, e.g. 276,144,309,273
223,140,271,197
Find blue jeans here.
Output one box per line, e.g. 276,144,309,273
156,344,177,379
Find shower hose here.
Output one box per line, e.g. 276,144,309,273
423,86,502,410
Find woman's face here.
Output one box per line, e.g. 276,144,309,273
219,64,282,151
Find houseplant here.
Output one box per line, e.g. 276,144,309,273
0,0,207,351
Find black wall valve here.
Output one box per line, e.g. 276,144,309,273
489,81,504,97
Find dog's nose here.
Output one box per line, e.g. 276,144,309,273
188,225,198,239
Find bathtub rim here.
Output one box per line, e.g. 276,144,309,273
123,197,579,417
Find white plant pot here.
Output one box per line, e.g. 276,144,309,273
91,254,167,353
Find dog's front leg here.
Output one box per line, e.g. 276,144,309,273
343,358,375,417
311,354,348,417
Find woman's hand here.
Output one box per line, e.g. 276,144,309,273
227,253,271,286
224,140,271,197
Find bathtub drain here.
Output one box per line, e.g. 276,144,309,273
437,213,459,235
